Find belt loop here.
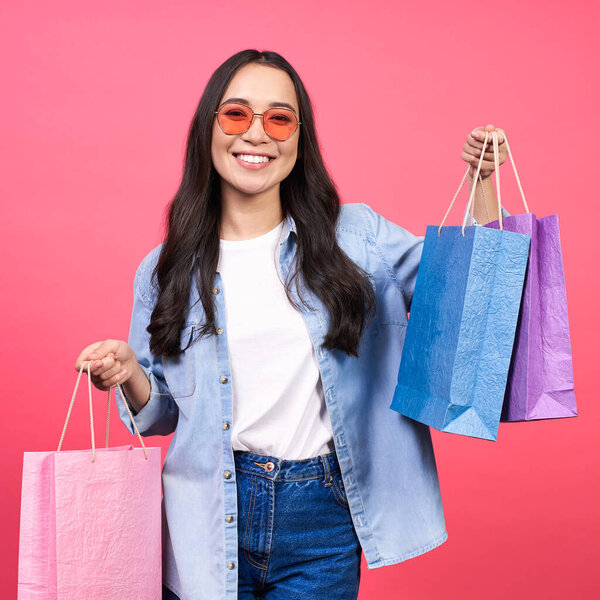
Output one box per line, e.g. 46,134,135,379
320,454,332,485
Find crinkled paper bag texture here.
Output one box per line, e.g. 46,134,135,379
18,445,162,600
390,225,530,441
485,213,577,421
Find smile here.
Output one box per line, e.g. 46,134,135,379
233,153,275,170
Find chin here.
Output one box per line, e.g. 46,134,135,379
231,181,272,196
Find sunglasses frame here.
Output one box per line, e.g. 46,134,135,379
214,101,302,141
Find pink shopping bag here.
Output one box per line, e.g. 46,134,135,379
18,363,162,600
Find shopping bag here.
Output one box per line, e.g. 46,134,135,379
390,130,530,440
479,133,578,421
18,362,162,600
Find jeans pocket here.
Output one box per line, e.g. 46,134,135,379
330,470,349,509
239,474,258,552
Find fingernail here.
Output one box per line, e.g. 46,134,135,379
472,131,480,139
90,353,98,358
94,361,102,368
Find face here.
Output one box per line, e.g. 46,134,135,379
211,63,301,201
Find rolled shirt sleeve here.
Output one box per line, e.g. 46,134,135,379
360,203,424,313
360,202,511,312
114,257,179,437
466,203,511,225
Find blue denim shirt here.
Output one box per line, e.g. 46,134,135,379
116,201,509,600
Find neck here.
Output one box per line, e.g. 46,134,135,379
219,185,283,241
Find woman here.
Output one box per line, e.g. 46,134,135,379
75,49,508,600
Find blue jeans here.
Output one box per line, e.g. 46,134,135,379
162,450,361,599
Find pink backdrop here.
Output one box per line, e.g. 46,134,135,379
2,1,598,598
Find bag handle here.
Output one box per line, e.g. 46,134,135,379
57,362,149,462
438,128,530,237
466,128,532,227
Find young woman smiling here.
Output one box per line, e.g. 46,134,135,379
75,50,509,600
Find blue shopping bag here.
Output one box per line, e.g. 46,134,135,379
390,130,531,441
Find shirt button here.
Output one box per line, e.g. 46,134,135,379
225,515,234,523
227,561,236,570
212,287,220,295
222,422,230,430
224,471,232,479
220,375,229,384
216,327,224,335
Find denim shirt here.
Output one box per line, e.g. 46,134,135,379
116,201,509,600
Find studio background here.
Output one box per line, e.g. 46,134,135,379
1,1,598,598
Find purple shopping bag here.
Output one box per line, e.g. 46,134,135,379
475,129,577,421
18,363,162,600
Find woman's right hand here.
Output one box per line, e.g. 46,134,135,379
75,340,137,392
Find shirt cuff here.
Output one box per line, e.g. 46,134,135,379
470,205,511,226
114,365,172,436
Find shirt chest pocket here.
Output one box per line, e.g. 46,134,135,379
161,323,197,400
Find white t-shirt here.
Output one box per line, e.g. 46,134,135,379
217,220,335,460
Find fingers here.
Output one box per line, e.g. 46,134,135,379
463,145,507,164
103,365,129,388
91,354,119,379
463,133,507,163
97,360,128,389
464,132,506,175
75,339,122,371
469,129,505,145
75,341,103,371
96,358,126,385
86,339,122,361
88,353,115,376
468,138,505,154
461,151,499,173
74,340,131,393
89,354,128,390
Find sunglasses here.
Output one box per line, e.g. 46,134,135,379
214,102,301,141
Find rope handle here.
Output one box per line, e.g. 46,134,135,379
57,361,149,461
468,171,491,226
438,128,530,237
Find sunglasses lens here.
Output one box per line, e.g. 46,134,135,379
217,103,298,140
217,104,253,134
264,108,298,141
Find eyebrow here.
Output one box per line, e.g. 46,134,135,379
221,97,298,114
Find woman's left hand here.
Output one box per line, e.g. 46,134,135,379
461,124,507,180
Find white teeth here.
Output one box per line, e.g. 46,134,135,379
235,154,272,164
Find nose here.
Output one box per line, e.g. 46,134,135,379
241,114,269,143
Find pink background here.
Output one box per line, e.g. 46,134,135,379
2,1,598,598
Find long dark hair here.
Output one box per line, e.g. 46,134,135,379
149,49,376,358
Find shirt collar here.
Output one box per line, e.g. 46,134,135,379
280,212,298,244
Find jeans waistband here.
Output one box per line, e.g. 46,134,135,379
233,450,340,482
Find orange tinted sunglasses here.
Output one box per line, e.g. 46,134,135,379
215,102,301,141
